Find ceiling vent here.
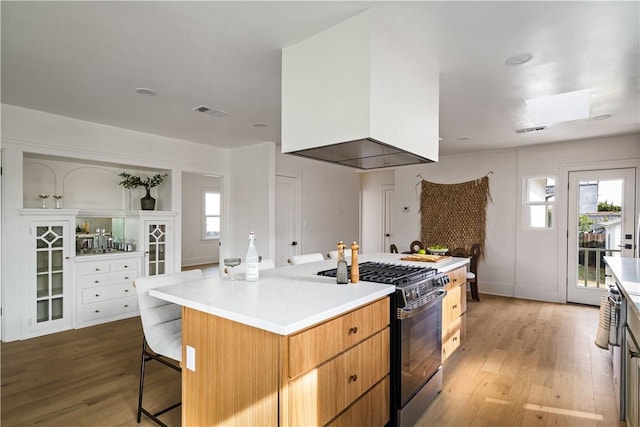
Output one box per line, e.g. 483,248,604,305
192,105,229,118
514,126,547,134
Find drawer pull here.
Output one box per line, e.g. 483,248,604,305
95,294,100,297
124,289,129,293
453,278,458,282
124,265,128,268
349,374,358,383
95,268,100,271
94,310,100,313
125,276,130,280
348,326,358,335
453,337,458,342
124,304,129,308
452,304,457,309
94,280,99,284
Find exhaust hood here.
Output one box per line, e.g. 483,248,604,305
281,10,440,170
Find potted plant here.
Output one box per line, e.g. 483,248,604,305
118,172,168,210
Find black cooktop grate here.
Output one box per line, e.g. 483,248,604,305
317,261,436,287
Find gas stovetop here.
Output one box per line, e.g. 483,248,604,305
317,261,437,288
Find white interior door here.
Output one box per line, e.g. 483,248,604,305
382,185,394,252
567,168,636,305
275,174,300,267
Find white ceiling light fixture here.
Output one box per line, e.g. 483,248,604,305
525,89,591,126
135,87,157,96
505,53,533,66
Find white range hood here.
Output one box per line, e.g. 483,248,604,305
281,10,439,170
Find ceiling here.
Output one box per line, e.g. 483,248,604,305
2,1,639,157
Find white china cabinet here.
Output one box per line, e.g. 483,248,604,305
126,211,177,276
19,209,79,338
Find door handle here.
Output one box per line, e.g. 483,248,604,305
291,241,298,246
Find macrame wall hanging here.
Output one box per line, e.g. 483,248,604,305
419,173,492,255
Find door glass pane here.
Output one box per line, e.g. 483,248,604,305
158,262,165,275
37,300,49,323
149,245,157,261
51,250,63,271
158,244,165,261
51,272,63,295
51,298,63,320
149,263,156,276
37,275,49,298
37,251,49,273
577,179,623,288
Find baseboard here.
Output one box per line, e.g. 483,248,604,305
182,256,218,267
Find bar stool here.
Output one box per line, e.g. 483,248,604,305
133,269,204,426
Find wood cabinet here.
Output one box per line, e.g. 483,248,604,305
74,254,142,327
182,297,391,427
442,265,468,362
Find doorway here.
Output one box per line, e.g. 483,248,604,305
382,185,394,252
275,172,300,267
567,167,636,305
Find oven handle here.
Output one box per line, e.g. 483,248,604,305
397,289,447,320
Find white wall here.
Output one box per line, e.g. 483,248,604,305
181,172,221,267
360,170,394,253
389,133,639,302
1,104,230,341
276,152,361,256
227,143,275,263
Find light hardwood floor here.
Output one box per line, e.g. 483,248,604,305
1,294,622,426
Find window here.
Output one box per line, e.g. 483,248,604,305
203,190,220,240
524,176,555,229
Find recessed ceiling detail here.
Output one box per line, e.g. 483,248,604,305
192,105,229,118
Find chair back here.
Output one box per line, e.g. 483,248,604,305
450,247,468,257
290,253,324,265
328,248,352,259
390,244,398,254
410,240,424,253
133,269,203,360
469,243,481,275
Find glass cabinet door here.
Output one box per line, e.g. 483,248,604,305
34,224,67,323
146,222,167,276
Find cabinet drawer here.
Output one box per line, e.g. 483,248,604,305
442,316,462,363
288,298,389,379
81,283,134,304
287,328,390,426
445,266,467,290
76,258,139,276
444,285,463,319
80,296,138,321
327,376,390,427
78,271,136,288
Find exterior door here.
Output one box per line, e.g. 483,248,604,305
275,173,300,267
567,168,636,305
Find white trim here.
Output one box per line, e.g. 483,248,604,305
558,158,640,303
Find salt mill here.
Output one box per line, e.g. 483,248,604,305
350,241,359,283
336,241,348,284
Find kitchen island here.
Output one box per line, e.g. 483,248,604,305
150,253,469,426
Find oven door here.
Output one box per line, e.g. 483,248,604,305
397,289,446,407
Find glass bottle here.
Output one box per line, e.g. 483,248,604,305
245,231,259,282
336,241,348,284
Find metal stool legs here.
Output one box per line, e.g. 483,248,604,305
137,337,181,426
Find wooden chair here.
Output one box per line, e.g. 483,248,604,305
450,244,481,301
390,244,398,254
409,240,424,253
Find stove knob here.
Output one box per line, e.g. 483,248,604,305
411,288,419,300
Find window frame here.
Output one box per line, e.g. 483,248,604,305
202,188,221,241
523,175,556,230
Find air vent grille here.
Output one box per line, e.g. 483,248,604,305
514,126,547,134
192,105,229,118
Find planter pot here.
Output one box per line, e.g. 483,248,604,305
141,188,156,210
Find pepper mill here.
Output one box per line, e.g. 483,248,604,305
350,241,359,283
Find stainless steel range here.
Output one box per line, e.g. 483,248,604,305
318,261,449,427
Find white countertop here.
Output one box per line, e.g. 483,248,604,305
150,253,469,335
604,256,640,319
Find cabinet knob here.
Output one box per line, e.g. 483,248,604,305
124,304,129,308
453,278,458,282
349,374,358,383
124,265,128,268
95,268,100,271
348,326,358,335
95,294,100,297
124,289,129,293
452,304,457,309
453,337,458,342
124,276,129,280
94,280,99,284
94,310,100,313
